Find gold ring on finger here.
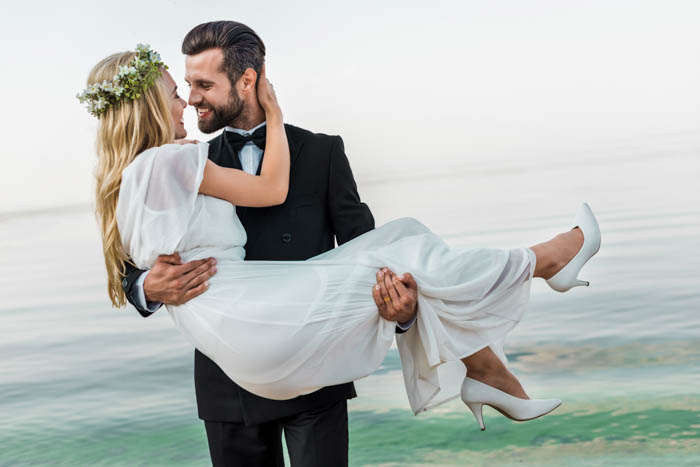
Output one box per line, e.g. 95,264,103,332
384,297,391,303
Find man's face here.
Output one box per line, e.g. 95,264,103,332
185,48,244,133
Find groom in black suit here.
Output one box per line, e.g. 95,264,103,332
122,21,418,466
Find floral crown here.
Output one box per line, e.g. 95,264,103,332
77,44,167,117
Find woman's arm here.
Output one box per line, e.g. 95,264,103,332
198,65,290,207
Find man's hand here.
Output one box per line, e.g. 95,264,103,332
144,253,217,305
372,268,418,325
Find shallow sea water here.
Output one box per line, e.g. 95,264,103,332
1,135,699,466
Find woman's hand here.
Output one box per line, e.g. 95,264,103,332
256,64,281,118
174,139,199,145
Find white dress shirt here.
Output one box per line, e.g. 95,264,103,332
133,122,414,330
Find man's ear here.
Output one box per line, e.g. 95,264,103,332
239,68,258,93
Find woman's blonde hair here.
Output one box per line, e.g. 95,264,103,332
89,51,174,307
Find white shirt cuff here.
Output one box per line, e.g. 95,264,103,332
396,315,416,331
134,270,162,313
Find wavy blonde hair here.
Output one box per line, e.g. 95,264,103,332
89,51,174,307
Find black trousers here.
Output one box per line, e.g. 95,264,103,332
204,400,349,467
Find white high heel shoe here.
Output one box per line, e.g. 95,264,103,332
460,377,562,431
546,202,601,293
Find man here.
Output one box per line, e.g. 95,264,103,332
122,21,418,466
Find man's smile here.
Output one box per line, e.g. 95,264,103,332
197,107,212,119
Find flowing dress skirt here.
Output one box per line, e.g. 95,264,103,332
168,218,536,414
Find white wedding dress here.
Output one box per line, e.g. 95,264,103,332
116,142,536,414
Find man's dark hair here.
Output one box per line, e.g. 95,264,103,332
182,21,266,86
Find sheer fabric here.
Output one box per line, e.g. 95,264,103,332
116,143,535,414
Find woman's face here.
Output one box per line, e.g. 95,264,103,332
162,70,187,139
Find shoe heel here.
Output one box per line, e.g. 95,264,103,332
573,279,589,288
466,402,485,431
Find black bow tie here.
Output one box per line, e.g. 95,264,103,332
225,126,267,153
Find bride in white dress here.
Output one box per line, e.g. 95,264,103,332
84,47,600,430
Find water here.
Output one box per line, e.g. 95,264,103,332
1,135,699,466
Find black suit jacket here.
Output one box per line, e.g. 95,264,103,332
123,124,379,425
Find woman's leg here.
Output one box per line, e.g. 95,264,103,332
460,227,585,399
462,347,529,399
530,227,584,279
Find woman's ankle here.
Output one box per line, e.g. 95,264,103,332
532,228,584,280
467,366,507,386
531,243,558,279
467,368,529,399
552,228,584,274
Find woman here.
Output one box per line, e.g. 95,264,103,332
82,46,600,430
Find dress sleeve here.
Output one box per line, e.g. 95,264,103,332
116,142,209,269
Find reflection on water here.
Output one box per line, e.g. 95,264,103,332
1,139,699,465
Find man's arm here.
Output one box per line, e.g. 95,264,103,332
122,261,159,318
327,135,375,243
327,136,418,332
133,271,163,313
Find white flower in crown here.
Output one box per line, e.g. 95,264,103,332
77,44,167,117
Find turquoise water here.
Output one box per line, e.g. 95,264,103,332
1,139,699,465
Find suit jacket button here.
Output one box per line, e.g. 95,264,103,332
282,233,293,243
122,277,128,289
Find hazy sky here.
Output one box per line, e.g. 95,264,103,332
1,0,698,213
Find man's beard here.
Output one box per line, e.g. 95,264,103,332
197,90,245,134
